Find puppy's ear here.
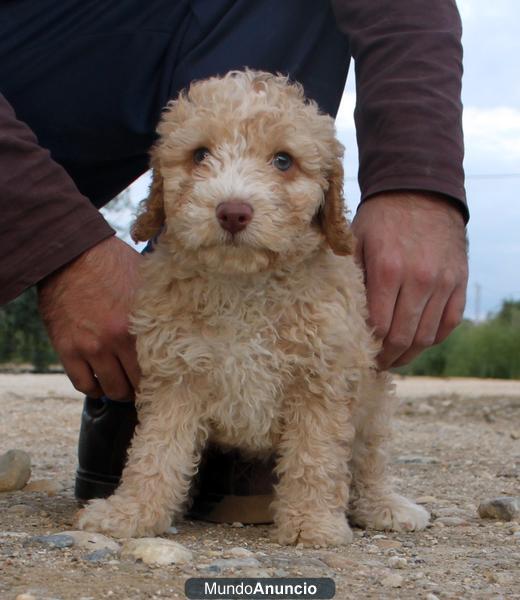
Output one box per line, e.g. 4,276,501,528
319,158,355,256
131,162,165,243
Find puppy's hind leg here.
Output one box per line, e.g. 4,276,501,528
77,385,207,538
348,372,429,532
272,387,355,547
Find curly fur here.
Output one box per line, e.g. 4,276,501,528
78,70,429,545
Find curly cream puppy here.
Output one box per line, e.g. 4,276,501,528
77,70,429,545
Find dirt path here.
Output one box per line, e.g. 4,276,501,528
0,374,519,600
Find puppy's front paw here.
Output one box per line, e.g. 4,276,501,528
351,494,430,532
76,498,137,538
76,496,171,539
274,512,353,547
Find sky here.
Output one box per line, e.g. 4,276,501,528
110,0,520,321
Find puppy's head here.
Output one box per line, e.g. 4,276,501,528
132,70,354,274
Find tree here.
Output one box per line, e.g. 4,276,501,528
0,288,57,371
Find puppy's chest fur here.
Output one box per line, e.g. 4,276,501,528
190,295,287,450
137,281,296,450
134,252,373,452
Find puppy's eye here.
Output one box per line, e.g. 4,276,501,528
272,152,293,172
193,147,210,164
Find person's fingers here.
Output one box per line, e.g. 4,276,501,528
365,253,402,343
435,285,467,344
89,355,133,401
61,355,103,398
393,286,453,366
378,278,433,369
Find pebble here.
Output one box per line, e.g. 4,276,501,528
388,556,407,569
374,539,402,550
434,507,469,518
486,571,511,584
202,564,221,573
396,455,439,465
425,594,440,600
230,522,244,528
23,479,62,495
208,557,261,570
15,595,36,600
121,538,193,566
319,552,357,570
482,408,496,423
84,548,118,563
497,464,520,478
415,403,436,415
241,568,271,578
416,496,438,504
0,531,27,539
0,450,31,492
29,534,75,549
478,496,520,521
6,504,32,515
381,573,403,588
229,547,254,558
434,517,469,527
291,557,329,570
274,569,288,577
65,531,121,553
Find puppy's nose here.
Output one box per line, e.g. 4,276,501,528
216,201,253,234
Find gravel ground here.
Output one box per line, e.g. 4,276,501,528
0,374,519,600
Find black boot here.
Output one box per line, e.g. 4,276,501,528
75,396,138,501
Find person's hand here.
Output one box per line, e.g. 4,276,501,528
351,192,468,369
38,236,142,400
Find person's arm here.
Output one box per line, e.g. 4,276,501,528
0,93,115,304
332,0,467,216
0,94,141,399
331,0,468,368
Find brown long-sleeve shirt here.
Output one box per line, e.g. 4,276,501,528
331,0,466,208
0,0,466,305
0,99,116,304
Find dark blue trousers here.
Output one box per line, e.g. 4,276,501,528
0,0,350,207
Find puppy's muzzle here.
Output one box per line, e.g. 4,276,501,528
216,201,253,234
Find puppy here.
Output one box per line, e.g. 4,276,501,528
78,70,429,546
